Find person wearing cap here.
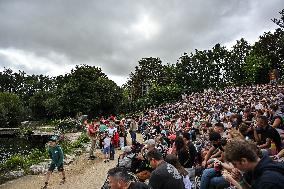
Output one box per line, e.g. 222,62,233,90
42,137,65,189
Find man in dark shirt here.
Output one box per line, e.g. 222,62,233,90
202,132,226,167
147,149,185,189
224,140,284,189
107,167,150,189
254,116,282,153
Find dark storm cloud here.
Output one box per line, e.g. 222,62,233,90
0,0,283,85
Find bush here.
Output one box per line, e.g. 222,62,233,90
0,155,25,171
78,132,90,143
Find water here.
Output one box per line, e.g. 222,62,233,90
0,136,46,164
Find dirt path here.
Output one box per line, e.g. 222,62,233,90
0,134,142,189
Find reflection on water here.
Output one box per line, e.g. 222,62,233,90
0,136,46,164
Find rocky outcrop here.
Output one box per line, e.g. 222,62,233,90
4,169,25,179
64,154,76,165
29,162,49,175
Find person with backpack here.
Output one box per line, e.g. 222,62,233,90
224,139,284,189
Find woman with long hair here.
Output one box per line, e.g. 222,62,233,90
174,136,194,169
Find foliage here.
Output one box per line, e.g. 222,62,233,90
0,154,25,171
147,84,182,106
0,149,49,173
272,9,284,29
54,65,123,118
0,92,26,127
70,132,90,148
243,54,271,84
225,38,251,85
125,57,168,100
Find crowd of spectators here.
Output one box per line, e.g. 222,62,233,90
96,84,284,189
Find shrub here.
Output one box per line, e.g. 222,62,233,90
0,155,25,171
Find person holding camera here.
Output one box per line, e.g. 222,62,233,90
200,132,233,189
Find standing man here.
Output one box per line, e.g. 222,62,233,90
88,120,99,160
147,149,185,189
129,117,138,144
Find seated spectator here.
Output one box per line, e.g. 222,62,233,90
224,139,284,189
238,123,254,140
173,136,195,170
107,167,150,189
213,122,225,135
227,128,244,141
254,116,282,155
165,154,192,189
182,132,197,168
202,132,226,167
118,146,135,169
147,149,185,189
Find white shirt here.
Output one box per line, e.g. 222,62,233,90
103,137,111,148
107,127,117,137
183,175,192,189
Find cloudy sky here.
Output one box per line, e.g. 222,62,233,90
0,0,283,86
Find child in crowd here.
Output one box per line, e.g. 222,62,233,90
42,136,65,189
103,132,111,163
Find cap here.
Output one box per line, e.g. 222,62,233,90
49,136,58,142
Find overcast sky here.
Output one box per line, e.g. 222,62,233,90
0,0,283,86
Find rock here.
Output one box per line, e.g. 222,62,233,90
65,132,82,142
29,162,49,175
64,154,76,165
85,143,91,152
4,169,25,179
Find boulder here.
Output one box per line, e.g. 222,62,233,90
64,154,75,165
4,169,24,179
29,162,49,175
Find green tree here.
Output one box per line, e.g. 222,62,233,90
225,38,251,85
127,57,167,100
243,54,271,84
147,84,182,106
0,92,25,128
55,65,122,117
